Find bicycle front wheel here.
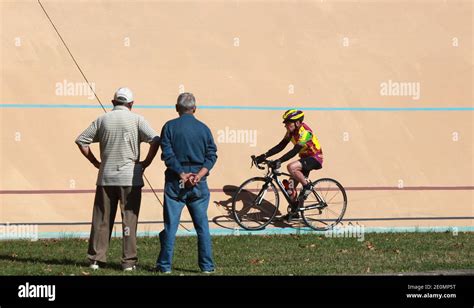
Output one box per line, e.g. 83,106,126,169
231,177,280,230
301,178,347,231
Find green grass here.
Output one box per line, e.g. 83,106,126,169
0,232,472,275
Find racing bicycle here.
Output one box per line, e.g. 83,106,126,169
231,155,347,231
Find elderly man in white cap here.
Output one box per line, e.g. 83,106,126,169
75,87,160,271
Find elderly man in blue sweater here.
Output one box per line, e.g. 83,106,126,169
156,92,218,274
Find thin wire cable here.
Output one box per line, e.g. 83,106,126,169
38,0,106,113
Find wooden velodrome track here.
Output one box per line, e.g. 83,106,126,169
1,0,472,237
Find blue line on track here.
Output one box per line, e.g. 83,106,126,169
1,226,472,240
1,104,473,111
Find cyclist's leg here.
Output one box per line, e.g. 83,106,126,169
286,161,307,213
296,157,322,200
290,178,298,198
287,157,322,185
300,157,322,179
287,160,308,187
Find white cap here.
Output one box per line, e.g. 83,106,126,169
113,87,134,104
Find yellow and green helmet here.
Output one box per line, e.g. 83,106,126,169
282,109,304,123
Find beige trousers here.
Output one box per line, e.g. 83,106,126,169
87,186,142,268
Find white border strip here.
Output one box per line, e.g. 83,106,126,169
0,226,472,240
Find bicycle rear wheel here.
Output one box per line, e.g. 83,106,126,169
231,177,280,230
301,178,347,231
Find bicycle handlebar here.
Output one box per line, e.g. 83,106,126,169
250,155,274,170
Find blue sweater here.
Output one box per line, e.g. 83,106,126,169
160,114,217,180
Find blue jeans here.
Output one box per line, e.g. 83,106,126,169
156,179,214,272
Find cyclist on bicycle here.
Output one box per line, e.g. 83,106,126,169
255,109,323,220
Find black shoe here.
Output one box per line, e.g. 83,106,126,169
280,212,300,222
298,184,313,202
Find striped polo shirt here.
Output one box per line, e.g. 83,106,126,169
75,105,159,186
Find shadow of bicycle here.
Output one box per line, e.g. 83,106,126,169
213,185,292,229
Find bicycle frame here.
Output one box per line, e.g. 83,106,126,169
260,167,326,211
272,171,296,205
250,155,327,211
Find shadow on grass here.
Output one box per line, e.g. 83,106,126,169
172,267,201,274
0,254,123,271
144,266,201,274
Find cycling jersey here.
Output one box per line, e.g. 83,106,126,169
284,123,323,164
